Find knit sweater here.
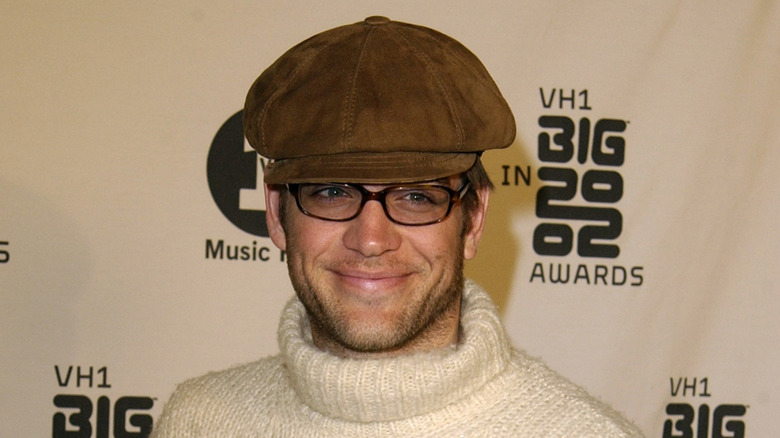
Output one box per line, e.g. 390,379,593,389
151,280,644,437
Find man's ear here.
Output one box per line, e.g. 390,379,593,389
264,184,287,251
463,186,490,261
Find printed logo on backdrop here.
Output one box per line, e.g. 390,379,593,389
502,88,643,287
206,111,284,263
53,365,154,438
663,376,748,438
0,240,8,264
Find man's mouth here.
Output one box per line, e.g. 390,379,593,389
328,267,414,294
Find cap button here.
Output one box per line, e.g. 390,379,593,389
364,16,391,25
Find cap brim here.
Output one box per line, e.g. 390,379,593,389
263,151,477,184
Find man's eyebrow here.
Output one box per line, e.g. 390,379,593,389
422,176,459,185
329,178,453,186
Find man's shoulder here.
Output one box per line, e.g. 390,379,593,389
168,355,290,410
150,356,290,437
498,349,645,437
176,355,285,392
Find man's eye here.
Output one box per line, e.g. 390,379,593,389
404,191,435,204
309,185,351,200
395,188,448,206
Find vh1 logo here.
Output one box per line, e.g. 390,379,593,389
53,365,154,438
663,377,747,438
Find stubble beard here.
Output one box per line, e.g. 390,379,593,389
287,242,466,354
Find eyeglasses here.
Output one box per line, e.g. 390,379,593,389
287,180,471,226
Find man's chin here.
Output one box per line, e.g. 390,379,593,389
319,312,414,353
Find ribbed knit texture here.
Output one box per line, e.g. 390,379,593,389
151,280,645,437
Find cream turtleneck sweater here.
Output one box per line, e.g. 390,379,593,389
151,280,644,437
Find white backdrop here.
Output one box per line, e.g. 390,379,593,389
2,1,778,437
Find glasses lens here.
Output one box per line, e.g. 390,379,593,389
297,184,362,220
385,187,452,224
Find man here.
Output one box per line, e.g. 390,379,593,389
152,16,643,437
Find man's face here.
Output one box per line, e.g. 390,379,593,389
264,175,489,357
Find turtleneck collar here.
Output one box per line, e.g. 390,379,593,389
277,280,512,422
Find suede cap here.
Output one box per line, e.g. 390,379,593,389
243,16,516,184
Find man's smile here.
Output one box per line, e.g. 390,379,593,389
326,266,417,295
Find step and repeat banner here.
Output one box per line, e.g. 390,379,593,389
2,1,778,436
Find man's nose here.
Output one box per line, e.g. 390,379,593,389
342,199,402,257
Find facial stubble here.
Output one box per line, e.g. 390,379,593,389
286,232,466,355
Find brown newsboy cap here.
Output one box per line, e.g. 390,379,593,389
243,16,516,184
